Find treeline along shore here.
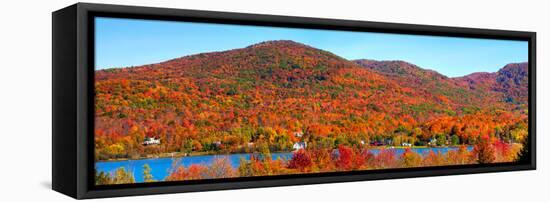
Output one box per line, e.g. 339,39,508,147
96,138,525,185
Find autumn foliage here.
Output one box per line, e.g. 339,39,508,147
96,141,523,185
93,40,528,185
287,149,312,172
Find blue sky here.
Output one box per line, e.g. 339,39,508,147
95,17,528,77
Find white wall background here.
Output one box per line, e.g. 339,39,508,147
0,0,547,201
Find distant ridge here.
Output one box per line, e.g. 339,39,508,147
96,40,527,109
354,59,446,79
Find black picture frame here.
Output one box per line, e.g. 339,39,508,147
52,2,536,199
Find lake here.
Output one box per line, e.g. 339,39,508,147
95,147,472,182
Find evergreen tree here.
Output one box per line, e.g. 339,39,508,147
450,135,460,146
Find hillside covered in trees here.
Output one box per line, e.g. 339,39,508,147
94,40,528,162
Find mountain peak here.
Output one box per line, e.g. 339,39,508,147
97,39,359,82
500,62,528,72
497,62,528,81
246,40,310,49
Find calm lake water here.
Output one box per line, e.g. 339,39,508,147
95,147,472,182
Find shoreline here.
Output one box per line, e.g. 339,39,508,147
96,145,473,163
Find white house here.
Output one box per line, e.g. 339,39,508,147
402,142,412,147
213,141,222,148
292,142,307,151
143,137,161,146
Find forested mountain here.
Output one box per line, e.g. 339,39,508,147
94,40,528,160
455,62,528,106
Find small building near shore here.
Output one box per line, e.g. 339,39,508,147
143,137,160,146
427,138,438,147
292,142,307,151
212,141,222,148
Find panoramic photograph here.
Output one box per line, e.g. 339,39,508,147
93,17,529,185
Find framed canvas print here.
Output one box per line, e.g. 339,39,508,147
52,3,536,199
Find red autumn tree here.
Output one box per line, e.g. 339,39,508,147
287,149,312,172
336,145,354,170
